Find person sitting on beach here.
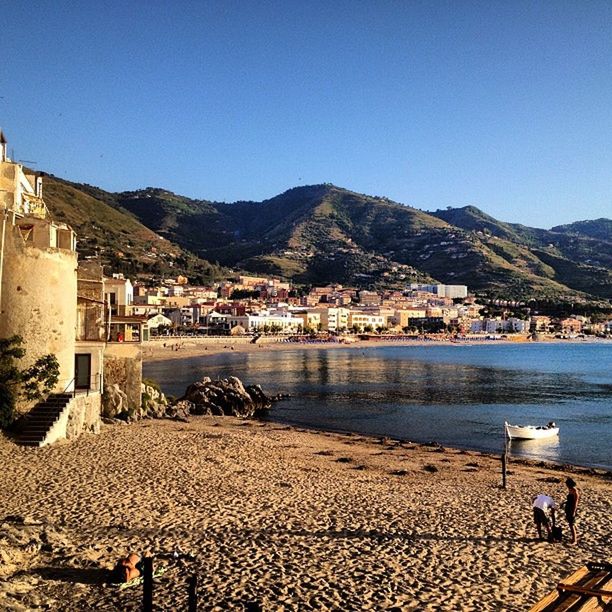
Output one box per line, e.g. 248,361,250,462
111,552,142,583
532,494,557,540
563,477,580,544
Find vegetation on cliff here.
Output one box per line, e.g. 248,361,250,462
39,176,612,301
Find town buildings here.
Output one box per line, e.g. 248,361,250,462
125,275,609,339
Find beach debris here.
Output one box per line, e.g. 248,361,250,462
423,464,439,473
422,442,445,452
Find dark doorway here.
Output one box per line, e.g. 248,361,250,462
75,354,91,389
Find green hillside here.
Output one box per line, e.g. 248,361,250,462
39,175,612,301
551,219,612,242
432,205,612,299
116,184,611,299
41,176,223,283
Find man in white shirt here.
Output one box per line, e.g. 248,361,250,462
533,494,557,540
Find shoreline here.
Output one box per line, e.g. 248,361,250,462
142,334,610,363
1,416,610,610
261,420,612,477
142,338,612,473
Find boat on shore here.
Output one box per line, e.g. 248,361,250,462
505,421,559,440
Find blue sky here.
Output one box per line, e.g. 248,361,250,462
1,1,610,227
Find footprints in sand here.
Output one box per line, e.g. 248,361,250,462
313,442,456,478
1,419,610,611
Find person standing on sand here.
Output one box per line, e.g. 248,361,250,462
563,477,580,544
532,494,557,540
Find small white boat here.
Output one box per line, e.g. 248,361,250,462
504,421,559,440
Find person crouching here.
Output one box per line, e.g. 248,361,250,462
532,494,557,541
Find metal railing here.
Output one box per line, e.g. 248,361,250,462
59,373,103,398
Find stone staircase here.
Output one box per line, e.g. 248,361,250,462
18,393,73,447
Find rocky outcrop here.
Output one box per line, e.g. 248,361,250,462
178,376,272,418
101,383,129,419
164,400,193,422
103,376,280,424
141,382,169,419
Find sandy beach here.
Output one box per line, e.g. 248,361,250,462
1,417,610,611
141,335,609,363
144,336,508,363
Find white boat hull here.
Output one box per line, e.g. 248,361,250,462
505,422,559,440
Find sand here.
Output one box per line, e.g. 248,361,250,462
1,418,610,611
142,335,607,363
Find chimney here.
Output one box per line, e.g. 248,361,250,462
0,129,7,162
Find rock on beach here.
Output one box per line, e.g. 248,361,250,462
178,376,272,418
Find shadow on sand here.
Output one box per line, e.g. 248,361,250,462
247,527,535,545
30,566,109,585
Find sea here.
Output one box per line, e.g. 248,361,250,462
144,342,612,471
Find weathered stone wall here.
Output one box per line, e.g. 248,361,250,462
66,394,101,439
0,224,77,393
76,262,106,342
43,393,101,446
103,343,142,411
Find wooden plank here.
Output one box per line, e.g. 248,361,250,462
552,573,611,612
530,566,612,612
558,583,612,598
530,568,590,611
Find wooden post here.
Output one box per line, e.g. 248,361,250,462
501,452,507,489
188,574,198,612
143,556,153,612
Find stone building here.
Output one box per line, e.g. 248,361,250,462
0,130,142,444
1,130,78,394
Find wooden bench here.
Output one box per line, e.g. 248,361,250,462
530,562,612,612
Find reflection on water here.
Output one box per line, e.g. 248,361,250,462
145,344,612,470
507,437,561,463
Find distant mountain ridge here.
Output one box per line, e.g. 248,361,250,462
42,176,612,301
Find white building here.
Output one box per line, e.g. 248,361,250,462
410,283,468,299
507,317,530,333
242,311,302,333
348,311,387,331
316,307,350,332
104,275,134,316
147,313,173,331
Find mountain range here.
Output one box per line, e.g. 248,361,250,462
41,176,612,301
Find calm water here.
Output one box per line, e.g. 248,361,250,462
145,343,612,470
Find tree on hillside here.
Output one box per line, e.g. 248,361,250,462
0,336,60,428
